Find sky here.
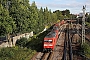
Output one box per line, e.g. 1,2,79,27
29,0,90,14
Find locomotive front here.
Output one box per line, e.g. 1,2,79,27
43,31,57,52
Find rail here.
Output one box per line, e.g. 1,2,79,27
62,30,67,60
68,30,73,60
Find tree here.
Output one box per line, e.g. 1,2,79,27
0,4,16,36
47,9,52,25
30,1,39,34
16,37,28,47
51,13,58,24
65,9,70,17
9,0,31,33
53,10,62,20
43,7,53,26
43,7,48,25
38,7,44,32
61,9,70,18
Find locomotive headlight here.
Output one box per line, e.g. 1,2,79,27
44,44,47,46
44,44,52,46
49,44,53,46
48,40,52,42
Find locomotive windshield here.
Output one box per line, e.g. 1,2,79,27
44,40,52,43
53,26,58,30
45,31,56,38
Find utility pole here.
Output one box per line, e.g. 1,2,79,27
82,5,86,44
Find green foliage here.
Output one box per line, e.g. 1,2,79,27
0,4,16,36
0,48,15,59
0,0,73,36
0,47,36,60
38,7,45,32
53,9,71,20
81,43,90,58
16,37,28,47
29,1,39,34
86,22,90,28
53,10,62,20
87,15,90,23
15,30,49,52
9,0,31,33
26,30,49,51
8,30,49,60
51,13,57,23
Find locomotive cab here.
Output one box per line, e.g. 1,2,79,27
43,31,57,52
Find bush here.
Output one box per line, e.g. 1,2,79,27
81,43,90,57
0,47,36,60
16,37,28,47
86,22,90,28
26,30,49,51
0,48,14,59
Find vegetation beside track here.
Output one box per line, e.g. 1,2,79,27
80,43,90,59
86,22,90,28
0,47,36,60
0,29,50,60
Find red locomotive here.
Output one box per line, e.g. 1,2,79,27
43,31,58,52
43,20,65,52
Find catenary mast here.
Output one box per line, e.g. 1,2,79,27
82,5,86,44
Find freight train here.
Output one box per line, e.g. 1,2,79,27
43,20,65,52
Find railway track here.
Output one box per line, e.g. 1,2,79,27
62,24,85,60
62,27,73,60
41,52,53,60
31,52,53,60
31,24,86,60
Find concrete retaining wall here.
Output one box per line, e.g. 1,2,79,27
0,31,33,48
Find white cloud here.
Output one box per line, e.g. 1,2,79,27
86,0,90,2
36,1,83,8
29,0,90,14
